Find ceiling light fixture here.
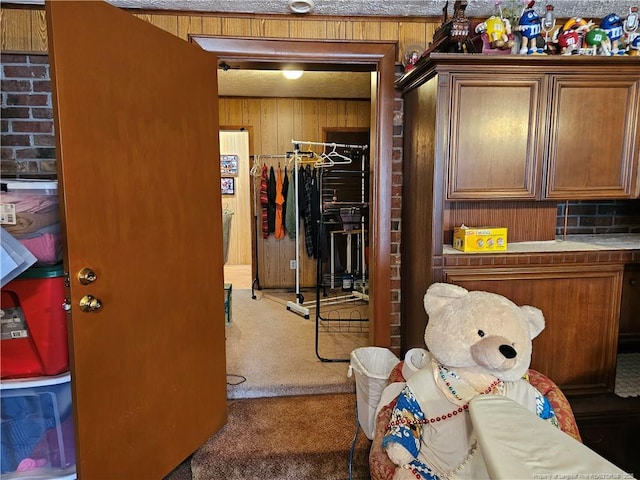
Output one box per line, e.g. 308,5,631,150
282,70,304,80
288,0,314,14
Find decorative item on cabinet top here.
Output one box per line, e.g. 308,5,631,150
407,0,639,74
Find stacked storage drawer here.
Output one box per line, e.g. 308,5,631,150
1,181,76,479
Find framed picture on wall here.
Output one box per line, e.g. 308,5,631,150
221,177,235,195
220,154,239,176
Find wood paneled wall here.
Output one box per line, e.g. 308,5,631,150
0,6,441,64
219,97,371,287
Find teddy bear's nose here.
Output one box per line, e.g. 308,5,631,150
499,344,517,359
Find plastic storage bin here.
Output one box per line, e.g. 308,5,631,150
0,373,76,479
0,179,62,266
1,264,69,379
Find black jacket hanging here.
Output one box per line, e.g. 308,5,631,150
302,165,314,257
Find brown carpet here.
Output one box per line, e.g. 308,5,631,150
191,392,371,480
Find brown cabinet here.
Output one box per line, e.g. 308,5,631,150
404,55,640,202
544,75,640,199
442,264,624,395
396,54,638,395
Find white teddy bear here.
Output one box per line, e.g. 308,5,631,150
382,282,558,480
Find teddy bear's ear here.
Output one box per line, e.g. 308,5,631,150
521,305,545,339
423,282,469,316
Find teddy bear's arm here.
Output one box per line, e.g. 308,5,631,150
533,389,561,429
382,386,425,460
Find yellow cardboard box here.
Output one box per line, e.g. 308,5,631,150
453,226,507,252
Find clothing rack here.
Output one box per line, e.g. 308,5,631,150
286,140,368,321
284,145,317,318
249,154,291,299
291,139,370,151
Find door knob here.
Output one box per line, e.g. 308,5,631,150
78,268,97,285
79,295,102,312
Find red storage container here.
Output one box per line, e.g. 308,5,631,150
1,264,69,379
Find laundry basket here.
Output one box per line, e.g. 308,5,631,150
348,347,400,440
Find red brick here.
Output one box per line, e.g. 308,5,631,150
3,65,47,79
33,134,56,147
1,107,30,118
16,147,55,159
6,93,49,106
28,55,50,64
11,121,53,133
1,79,32,92
1,147,14,159
0,160,39,174
31,108,53,119
33,80,51,92
39,160,57,173
0,54,27,63
0,135,31,146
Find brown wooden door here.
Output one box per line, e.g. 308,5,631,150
45,1,227,478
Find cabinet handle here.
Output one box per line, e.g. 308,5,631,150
630,279,637,287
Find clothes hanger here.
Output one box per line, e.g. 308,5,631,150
315,144,334,167
250,155,262,176
326,143,352,165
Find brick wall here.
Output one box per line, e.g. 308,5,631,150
389,64,405,354
557,200,640,235
1,54,56,176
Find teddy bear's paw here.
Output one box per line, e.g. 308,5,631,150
385,442,415,467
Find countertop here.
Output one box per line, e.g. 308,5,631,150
443,234,640,255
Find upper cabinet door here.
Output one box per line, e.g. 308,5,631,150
46,1,227,478
544,75,640,200
446,75,544,200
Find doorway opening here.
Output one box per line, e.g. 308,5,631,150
192,36,394,345
192,36,395,393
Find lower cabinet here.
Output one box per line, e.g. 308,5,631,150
443,264,624,396
570,394,640,475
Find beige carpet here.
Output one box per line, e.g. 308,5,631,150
191,393,371,480
226,288,368,399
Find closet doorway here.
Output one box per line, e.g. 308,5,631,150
219,129,251,268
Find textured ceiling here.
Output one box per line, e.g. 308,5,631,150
99,0,640,19
9,0,639,19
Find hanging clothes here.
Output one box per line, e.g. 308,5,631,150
301,165,313,257
282,166,289,234
310,167,321,259
285,166,297,239
274,166,286,240
267,166,276,234
260,164,269,239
